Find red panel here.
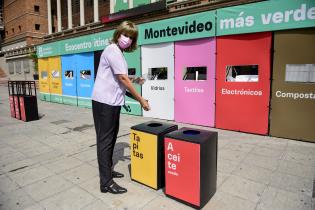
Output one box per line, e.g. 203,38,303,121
165,138,200,206
14,96,20,120
19,97,26,122
9,96,15,118
216,32,271,134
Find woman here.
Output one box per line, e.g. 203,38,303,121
92,21,150,194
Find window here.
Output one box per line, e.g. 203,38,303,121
226,65,259,82
128,68,136,78
285,64,315,83
183,66,207,81
148,67,168,80
65,70,74,79
35,24,40,30
8,62,14,74
80,70,91,80
23,60,30,73
18,25,22,31
15,61,22,74
34,5,40,12
41,71,48,79
51,70,60,78
12,28,14,33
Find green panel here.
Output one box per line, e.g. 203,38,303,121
40,92,51,102
114,0,129,13
78,98,92,108
37,30,114,58
51,94,63,103
217,0,315,36
121,48,142,116
139,11,215,45
133,0,150,7
63,96,78,106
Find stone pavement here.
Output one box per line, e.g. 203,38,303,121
0,85,314,210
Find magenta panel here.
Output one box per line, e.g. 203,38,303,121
174,38,216,127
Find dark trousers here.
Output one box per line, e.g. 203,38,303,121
92,100,121,187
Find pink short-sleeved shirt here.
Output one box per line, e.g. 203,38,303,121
92,43,127,106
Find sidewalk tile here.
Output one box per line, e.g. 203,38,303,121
9,166,54,187
23,175,73,202
39,186,95,210
220,175,266,203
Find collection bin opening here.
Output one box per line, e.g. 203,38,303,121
147,123,162,127
183,130,200,135
225,65,259,82
183,66,207,81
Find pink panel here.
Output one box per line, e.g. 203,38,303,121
175,38,216,127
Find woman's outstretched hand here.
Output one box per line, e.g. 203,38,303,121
140,98,150,111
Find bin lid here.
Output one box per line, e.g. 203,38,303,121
165,127,217,144
131,121,178,135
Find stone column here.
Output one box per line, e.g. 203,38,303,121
57,0,62,32
80,0,85,26
94,0,99,22
67,0,73,29
47,0,52,34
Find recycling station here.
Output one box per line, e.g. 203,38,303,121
141,43,175,120
215,32,272,135
37,0,315,142
38,58,51,102
174,38,216,127
62,54,78,106
121,48,142,116
130,121,178,189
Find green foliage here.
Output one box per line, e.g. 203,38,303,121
29,52,38,73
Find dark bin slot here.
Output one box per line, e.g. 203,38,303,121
128,68,136,76
183,66,207,81
183,130,200,135
148,67,168,80
147,123,162,127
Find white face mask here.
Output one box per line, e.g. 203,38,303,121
118,34,132,49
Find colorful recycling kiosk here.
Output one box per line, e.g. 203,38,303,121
130,121,178,189
216,32,272,135
48,56,63,103
61,54,78,106
270,28,315,142
141,43,175,120
174,38,216,127
164,128,217,209
38,58,51,101
121,48,142,116
76,52,94,108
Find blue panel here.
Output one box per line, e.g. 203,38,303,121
76,52,94,99
61,54,77,104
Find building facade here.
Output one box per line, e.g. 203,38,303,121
0,0,110,81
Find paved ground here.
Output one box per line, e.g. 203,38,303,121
0,85,314,210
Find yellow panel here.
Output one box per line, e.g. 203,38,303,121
130,130,158,189
38,58,50,93
48,56,62,95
